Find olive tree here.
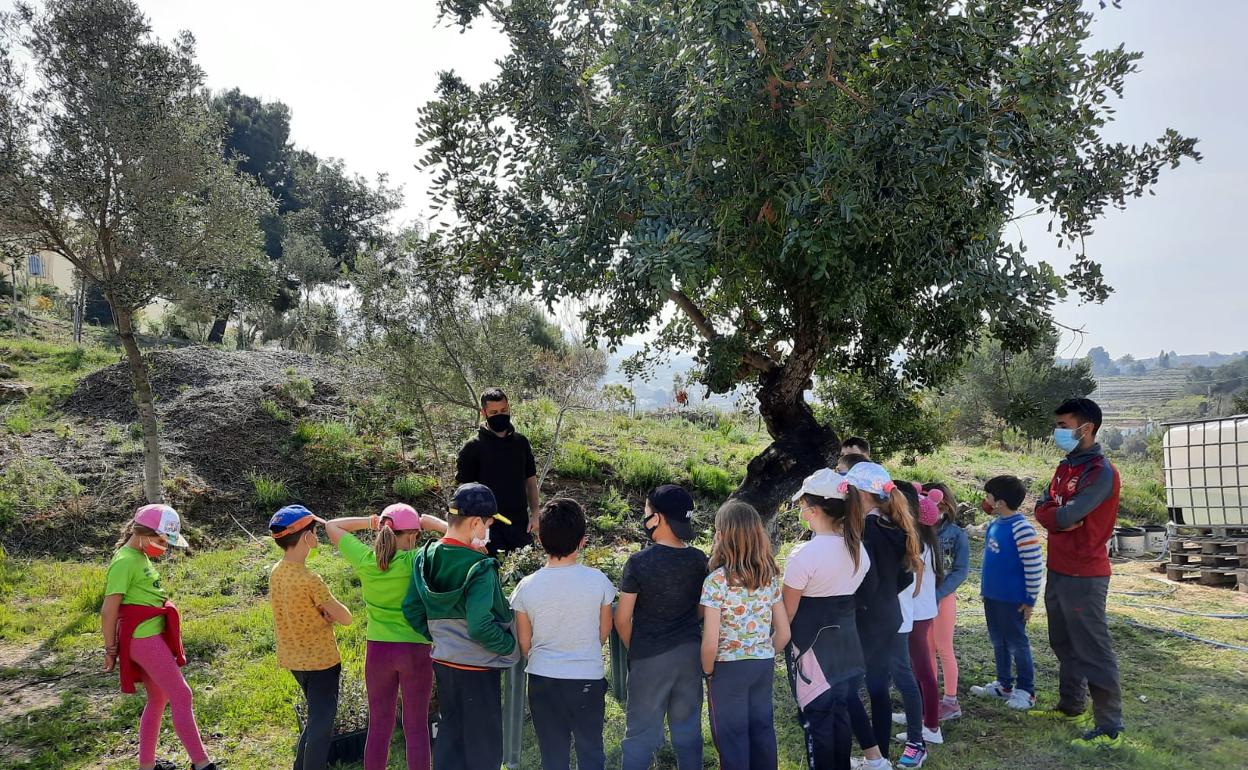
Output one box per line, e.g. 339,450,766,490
418,0,1198,515
0,0,272,502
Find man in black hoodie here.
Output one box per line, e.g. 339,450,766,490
456,388,541,554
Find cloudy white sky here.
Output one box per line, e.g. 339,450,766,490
45,1,1248,358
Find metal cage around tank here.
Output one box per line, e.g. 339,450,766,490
1162,415,1248,527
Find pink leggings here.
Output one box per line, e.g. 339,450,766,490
130,635,208,767
927,594,959,697
365,641,434,770
908,619,940,730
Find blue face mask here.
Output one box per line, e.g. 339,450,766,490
1053,426,1082,452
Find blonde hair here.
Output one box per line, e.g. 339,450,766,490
886,487,924,574
708,500,778,591
374,526,418,572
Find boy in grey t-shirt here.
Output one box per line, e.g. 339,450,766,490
511,498,615,770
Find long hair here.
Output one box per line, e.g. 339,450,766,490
923,482,960,525
374,525,418,572
802,493,864,572
708,500,778,591
115,522,157,548
886,487,924,575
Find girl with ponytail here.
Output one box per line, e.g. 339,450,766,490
842,462,930,769
325,505,447,770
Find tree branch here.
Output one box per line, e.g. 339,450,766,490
667,289,777,373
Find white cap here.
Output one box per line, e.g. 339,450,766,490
791,468,849,502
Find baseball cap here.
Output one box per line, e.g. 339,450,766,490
647,484,696,541
791,468,849,502
379,502,422,531
843,462,896,499
269,504,319,539
450,483,513,525
134,504,189,547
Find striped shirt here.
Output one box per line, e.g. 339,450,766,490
982,513,1044,606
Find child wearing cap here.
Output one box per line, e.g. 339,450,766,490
782,469,881,770
614,484,708,770
325,504,447,770
701,499,790,770
101,505,220,770
402,483,521,770
510,498,616,770
268,505,353,770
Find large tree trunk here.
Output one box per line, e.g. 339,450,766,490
114,305,164,504
734,355,839,522
206,315,228,344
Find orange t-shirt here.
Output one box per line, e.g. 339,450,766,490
270,560,341,671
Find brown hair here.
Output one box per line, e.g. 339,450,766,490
708,500,778,591
922,482,959,522
801,493,864,572
114,521,157,548
886,487,924,575
273,526,310,551
374,526,419,572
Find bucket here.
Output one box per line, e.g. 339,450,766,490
1140,525,1167,553
1115,526,1148,557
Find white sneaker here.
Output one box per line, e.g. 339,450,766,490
1006,689,1036,710
892,711,908,725
970,680,1012,699
895,726,943,745
850,759,894,770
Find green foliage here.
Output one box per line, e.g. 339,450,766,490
554,443,611,481
3,411,33,435
392,472,438,500
590,485,632,534
278,369,315,402
246,472,289,510
0,458,84,529
815,370,946,459
292,419,398,500
616,449,672,490
104,425,123,445
260,398,293,423
685,461,738,499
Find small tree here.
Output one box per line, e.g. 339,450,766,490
0,0,271,502
537,343,607,487
1101,426,1124,451
600,383,636,415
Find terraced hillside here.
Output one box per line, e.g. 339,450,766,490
1092,369,1197,427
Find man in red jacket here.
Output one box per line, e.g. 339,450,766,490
1031,398,1124,750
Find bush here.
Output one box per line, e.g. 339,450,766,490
3,412,33,435
260,399,292,423
616,449,672,490
247,472,289,510
554,443,611,481
591,485,632,534
392,473,438,500
686,462,737,499
0,458,84,529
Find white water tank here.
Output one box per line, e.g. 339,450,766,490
1162,415,1248,526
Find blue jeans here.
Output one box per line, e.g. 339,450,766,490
984,598,1035,695
707,658,776,770
621,643,704,770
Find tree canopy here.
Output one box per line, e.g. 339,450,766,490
418,0,1198,511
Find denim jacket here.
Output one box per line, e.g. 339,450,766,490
935,519,970,602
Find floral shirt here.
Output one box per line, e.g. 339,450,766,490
699,568,782,662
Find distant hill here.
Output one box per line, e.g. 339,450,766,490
602,343,743,410
1059,349,1248,370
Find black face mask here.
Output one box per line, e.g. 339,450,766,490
643,513,660,540
486,413,512,433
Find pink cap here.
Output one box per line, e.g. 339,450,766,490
379,503,422,531
913,483,944,526
134,504,189,547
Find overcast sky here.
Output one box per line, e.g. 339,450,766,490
47,1,1248,358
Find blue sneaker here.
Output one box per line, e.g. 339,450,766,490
896,742,928,768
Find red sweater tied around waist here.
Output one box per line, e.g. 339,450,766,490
117,600,185,693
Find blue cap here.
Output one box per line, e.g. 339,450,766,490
269,504,317,537
842,462,895,499
450,483,511,524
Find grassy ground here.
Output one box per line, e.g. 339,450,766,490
2,536,1245,770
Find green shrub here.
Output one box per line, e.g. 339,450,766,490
616,449,672,490
260,399,292,423
554,443,611,480
104,425,123,445
392,473,438,500
590,486,632,533
3,412,33,435
0,458,84,529
247,472,289,510
128,422,144,441
687,462,737,499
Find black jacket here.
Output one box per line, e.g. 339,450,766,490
456,426,537,518
854,514,914,647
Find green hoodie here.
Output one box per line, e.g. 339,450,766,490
402,540,518,667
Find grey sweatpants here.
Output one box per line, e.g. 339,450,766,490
1044,571,1123,732
621,642,704,770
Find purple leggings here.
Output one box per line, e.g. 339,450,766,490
130,635,209,767
365,641,433,770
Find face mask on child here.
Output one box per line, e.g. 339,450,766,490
981,498,994,515
142,537,168,558
643,512,660,540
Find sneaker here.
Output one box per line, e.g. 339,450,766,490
970,680,1012,699
1071,727,1124,750
153,761,178,770
850,759,893,770
1006,689,1037,710
938,696,962,721
896,726,943,745
190,764,220,770
1028,707,1094,729
896,742,928,769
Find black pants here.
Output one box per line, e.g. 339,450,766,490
433,663,503,770
707,658,777,770
850,633,921,758
486,517,533,555
291,664,340,770
1046,571,1123,732
801,678,854,770
528,674,607,770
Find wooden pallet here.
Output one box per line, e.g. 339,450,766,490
1241,569,1248,594
1170,551,1246,568
1165,564,1240,587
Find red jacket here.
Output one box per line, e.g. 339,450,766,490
1034,445,1120,578
117,600,185,693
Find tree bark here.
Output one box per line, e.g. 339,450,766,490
733,361,839,522
114,305,164,503
206,315,228,344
